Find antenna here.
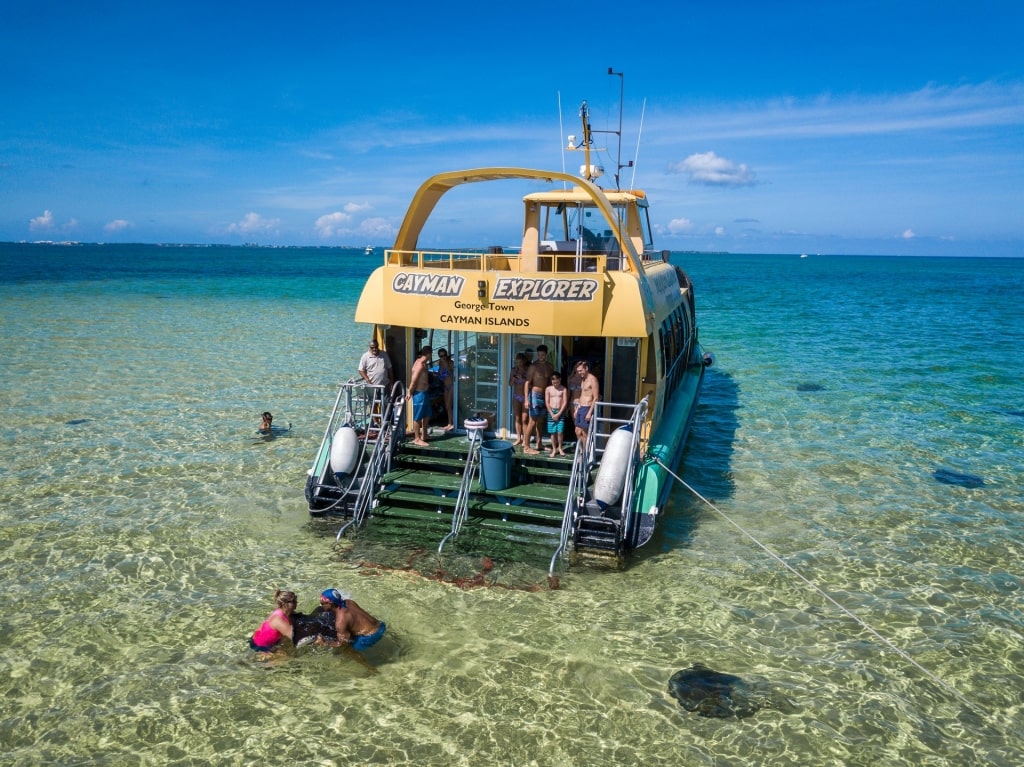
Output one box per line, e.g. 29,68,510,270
630,97,646,191
557,91,568,188
604,68,635,191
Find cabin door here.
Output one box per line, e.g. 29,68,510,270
451,331,501,431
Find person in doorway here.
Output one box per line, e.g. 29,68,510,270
409,346,432,446
573,360,600,451
248,589,297,654
522,344,554,455
508,352,529,446
545,372,568,457
318,588,386,650
357,339,393,389
436,348,455,430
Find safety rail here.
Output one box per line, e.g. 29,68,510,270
437,439,483,553
549,433,590,576
548,396,649,575
384,248,645,274
306,378,371,513
336,382,405,539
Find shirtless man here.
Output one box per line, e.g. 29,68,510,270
522,344,554,455
573,360,600,450
318,588,386,650
409,345,432,446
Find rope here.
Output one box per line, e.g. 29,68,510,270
654,457,990,721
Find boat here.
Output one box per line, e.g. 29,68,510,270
365,246,374,255
305,91,708,575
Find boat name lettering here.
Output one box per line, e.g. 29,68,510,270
392,272,465,296
439,314,531,327
492,277,598,301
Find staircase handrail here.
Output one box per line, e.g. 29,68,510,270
616,397,649,546
438,439,482,553
337,382,405,539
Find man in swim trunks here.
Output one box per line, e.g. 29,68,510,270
318,588,386,650
573,360,600,451
522,344,554,454
409,345,432,446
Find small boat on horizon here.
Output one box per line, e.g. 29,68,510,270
305,84,708,576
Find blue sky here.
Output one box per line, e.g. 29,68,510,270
3,1,1022,256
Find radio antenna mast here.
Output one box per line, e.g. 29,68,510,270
604,67,634,191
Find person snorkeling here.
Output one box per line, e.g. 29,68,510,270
259,411,273,432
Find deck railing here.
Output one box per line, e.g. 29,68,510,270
385,248,660,273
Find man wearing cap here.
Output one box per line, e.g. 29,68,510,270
357,339,393,388
318,588,386,650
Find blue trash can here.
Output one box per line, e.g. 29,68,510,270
479,439,514,491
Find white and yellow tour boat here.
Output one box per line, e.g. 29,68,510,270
305,99,709,574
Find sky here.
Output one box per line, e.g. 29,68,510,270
2,1,1022,257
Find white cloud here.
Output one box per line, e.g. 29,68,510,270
315,211,352,238
670,151,757,187
357,217,396,239
29,210,54,231
344,202,372,215
104,219,131,232
227,212,280,235
714,226,726,236
902,228,916,239
666,217,693,234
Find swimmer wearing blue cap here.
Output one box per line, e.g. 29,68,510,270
318,589,386,650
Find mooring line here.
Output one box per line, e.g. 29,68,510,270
655,458,989,721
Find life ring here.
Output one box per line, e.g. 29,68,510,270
593,426,634,509
329,425,360,478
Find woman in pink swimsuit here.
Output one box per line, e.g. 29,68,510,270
249,589,297,652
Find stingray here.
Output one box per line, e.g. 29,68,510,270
795,382,825,392
668,664,797,719
933,468,984,488
290,608,337,647
65,418,91,425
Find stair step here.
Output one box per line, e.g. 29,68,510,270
374,488,565,526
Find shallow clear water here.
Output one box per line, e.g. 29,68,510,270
1,244,1021,765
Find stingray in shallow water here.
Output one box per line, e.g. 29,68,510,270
290,608,337,647
795,382,825,392
933,468,985,488
668,664,797,719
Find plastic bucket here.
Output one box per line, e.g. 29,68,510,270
479,439,514,491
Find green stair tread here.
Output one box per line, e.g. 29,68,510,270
375,488,564,524
371,504,561,536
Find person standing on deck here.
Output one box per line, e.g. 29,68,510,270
573,360,600,451
545,372,568,457
522,344,554,455
436,348,455,430
358,339,393,389
409,346,432,446
508,352,529,446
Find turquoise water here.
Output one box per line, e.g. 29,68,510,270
1,243,1021,765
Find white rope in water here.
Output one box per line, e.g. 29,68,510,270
655,458,989,720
